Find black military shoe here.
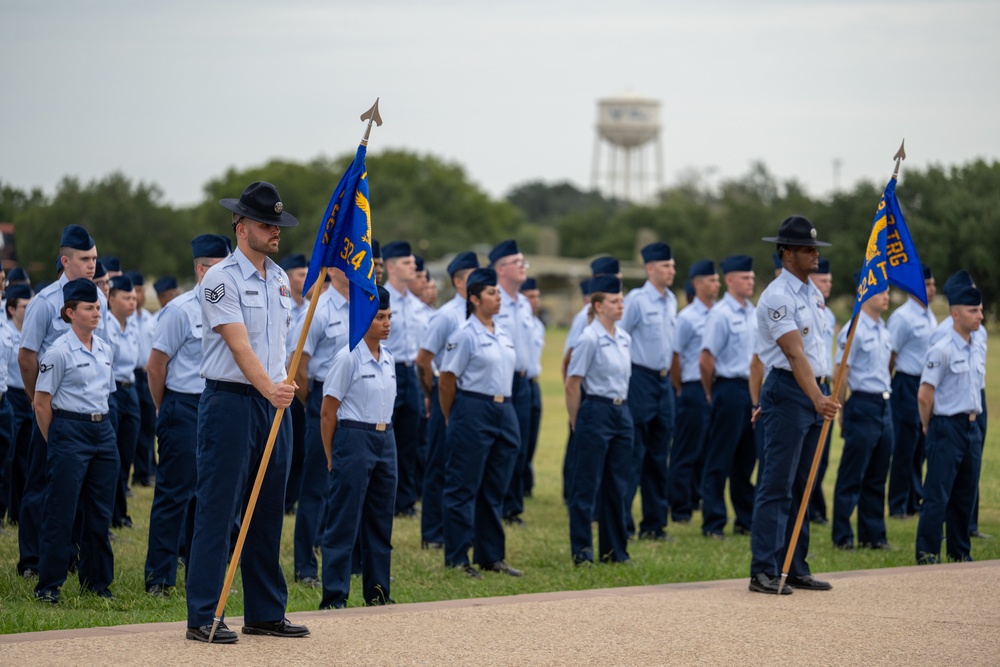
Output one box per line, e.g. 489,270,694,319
748,573,792,595
241,619,310,638
785,574,832,591
186,622,238,643
481,561,523,577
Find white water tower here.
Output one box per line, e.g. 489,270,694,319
591,93,663,202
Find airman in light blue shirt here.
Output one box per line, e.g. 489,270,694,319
701,292,754,379
300,286,349,383
441,318,517,397
835,307,892,395
37,328,116,415
622,279,677,373
151,290,206,395
323,342,397,424
889,297,938,376
567,319,631,400
674,298,713,384
756,269,830,375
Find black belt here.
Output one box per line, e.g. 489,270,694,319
632,364,669,378
775,368,827,385
936,412,979,423
116,380,134,390
715,376,749,384
586,395,627,407
339,419,392,432
515,370,528,378
205,379,264,399
53,409,108,423
852,390,891,401
164,388,201,398
312,379,325,392
458,389,508,403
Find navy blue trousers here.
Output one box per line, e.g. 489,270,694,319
294,383,329,580
110,383,140,526
17,421,48,574
420,382,446,544
970,391,987,533
752,369,822,578
0,397,12,522
132,369,157,485
626,366,673,536
888,372,924,516
503,374,532,519
284,397,307,513
36,416,118,598
832,392,893,547
701,378,756,535
916,414,982,562
669,381,709,521
4,388,33,524
392,363,421,515
320,424,397,608
568,399,633,563
443,393,519,568
523,378,542,497
808,380,832,522
185,386,291,627
144,391,199,588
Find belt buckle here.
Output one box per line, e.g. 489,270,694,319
882,391,890,400
659,369,668,378
493,395,504,403
375,422,386,432
969,413,977,422
613,398,624,406
91,413,103,423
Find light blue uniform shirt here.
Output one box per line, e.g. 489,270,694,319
20,274,110,357
563,304,590,355
621,280,677,372
323,342,397,424
284,297,310,364
37,330,116,413
108,316,139,384
835,310,892,394
888,298,937,376
4,320,24,390
675,298,712,383
756,270,830,375
199,248,292,384
527,315,545,379
130,308,155,371
701,292,754,380
567,320,632,400
495,286,534,372
301,288,349,382
920,329,986,416
151,290,205,394
930,317,987,389
819,304,836,376
0,322,10,393
441,318,516,397
420,294,465,361
384,282,421,363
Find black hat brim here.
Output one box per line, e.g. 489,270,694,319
761,236,831,247
220,198,299,228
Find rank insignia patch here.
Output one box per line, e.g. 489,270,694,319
205,284,225,304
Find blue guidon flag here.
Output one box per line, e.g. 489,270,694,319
303,145,378,350
852,177,927,318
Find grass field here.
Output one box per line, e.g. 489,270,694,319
2,327,997,635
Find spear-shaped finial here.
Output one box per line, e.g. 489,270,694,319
360,98,383,146
892,139,906,179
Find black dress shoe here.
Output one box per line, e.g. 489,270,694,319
748,573,792,595
456,564,482,579
970,530,993,539
785,574,832,591
146,584,170,598
703,531,726,540
241,619,310,638
481,561,523,577
187,622,238,643
732,525,751,536
295,575,320,589
421,540,444,550
834,541,854,551
638,531,674,542
503,514,525,527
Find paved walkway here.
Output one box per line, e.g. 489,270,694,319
2,561,998,666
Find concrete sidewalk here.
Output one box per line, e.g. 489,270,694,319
2,561,998,666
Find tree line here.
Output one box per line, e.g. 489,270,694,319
3,154,998,314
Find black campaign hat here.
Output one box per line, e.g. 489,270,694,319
63,278,98,303
60,225,95,251
191,234,232,259
220,181,299,228
762,215,830,247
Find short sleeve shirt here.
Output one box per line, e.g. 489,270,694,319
37,330,116,413
301,288,349,382
440,318,516,397
701,292,755,380
887,298,937,376
675,299,712,383
621,280,677,371
323,342,397,424
151,290,205,394
835,310,892,394
756,270,830,375
920,329,985,415
567,320,632,400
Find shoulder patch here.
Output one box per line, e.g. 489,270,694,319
204,284,225,304
39,362,53,373
927,360,941,369
446,343,457,351
768,306,787,321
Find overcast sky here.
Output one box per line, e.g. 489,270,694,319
3,0,998,209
